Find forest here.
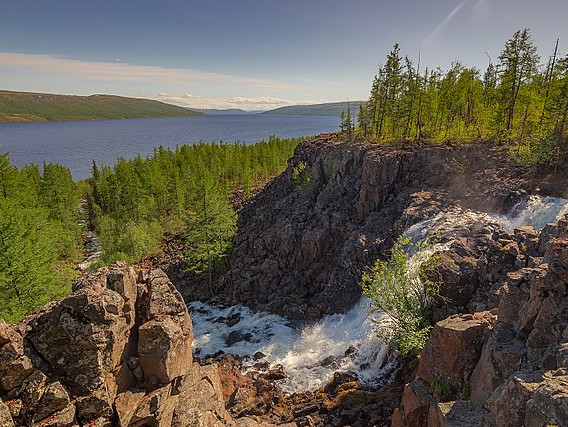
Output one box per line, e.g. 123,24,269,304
348,29,568,165
0,137,301,321
0,155,80,322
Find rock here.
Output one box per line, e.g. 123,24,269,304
0,266,245,426
26,285,132,397
524,375,568,427
253,351,266,361
138,316,192,387
208,140,529,322
260,368,287,381
484,372,542,427
0,321,34,393
114,391,145,427
129,383,176,427
35,403,77,427
0,399,14,427
32,381,71,423
416,312,493,397
391,379,436,427
170,364,236,427
138,270,193,388
225,330,253,346
428,400,494,427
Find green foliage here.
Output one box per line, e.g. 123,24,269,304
185,175,237,278
89,137,301,269
0,154,79,322
511,135,558,167
0,90,203,123
431,379,453,402
292,161,317,196
362,237,441,357
361,29,568,162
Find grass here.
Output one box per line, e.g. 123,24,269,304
0,90,204,122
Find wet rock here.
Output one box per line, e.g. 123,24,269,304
227,312,242,327
253,351,266,361
225,330,253,346
292,402,319,418
260,368,287,381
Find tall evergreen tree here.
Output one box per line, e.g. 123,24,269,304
497,29,540,133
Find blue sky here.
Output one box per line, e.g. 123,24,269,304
1,0,567,110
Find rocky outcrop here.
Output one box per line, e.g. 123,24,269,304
200,137,528,322
392,217,568,426
0,266,249,427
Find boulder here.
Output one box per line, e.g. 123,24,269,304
391,379,436,427
427,400,494,427
524,375,568,427
417,312,493,397
0,266,241,427
138,270,193,388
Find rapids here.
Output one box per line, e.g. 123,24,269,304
188,195,568,394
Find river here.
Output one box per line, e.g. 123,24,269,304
0,114,340,180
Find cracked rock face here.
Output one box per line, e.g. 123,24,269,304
0,266,241,427
206,138,528,322
393,218,568,427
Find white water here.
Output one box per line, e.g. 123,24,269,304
189,195,568,394
189,298,394,394
496,195,568,232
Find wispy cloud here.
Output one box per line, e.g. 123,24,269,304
0,52,305,93
474,0,489,14
156,93,327,111
425,0,469,45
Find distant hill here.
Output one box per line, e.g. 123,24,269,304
263,101,365,117
194,108,249,115
0,91,204,123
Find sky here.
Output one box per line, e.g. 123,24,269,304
1,0,568,111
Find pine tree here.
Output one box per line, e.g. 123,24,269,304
498,29,540,134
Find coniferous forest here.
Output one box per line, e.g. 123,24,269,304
1,28,568,322
353,29,568,165
0,137,301,321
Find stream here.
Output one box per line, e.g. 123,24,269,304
188,195,568,395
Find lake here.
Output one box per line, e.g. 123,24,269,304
0,114,340,180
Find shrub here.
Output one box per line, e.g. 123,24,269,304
362,236,441,357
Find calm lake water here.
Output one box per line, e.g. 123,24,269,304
0,114,340,180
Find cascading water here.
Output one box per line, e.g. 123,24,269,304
189,298,394,394
496,195,568,232
188,195,568,394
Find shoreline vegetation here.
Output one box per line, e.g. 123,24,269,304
0,136,303,321
0,90,204,123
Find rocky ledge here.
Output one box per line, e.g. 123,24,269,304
0,265,262,427
392,217,568,426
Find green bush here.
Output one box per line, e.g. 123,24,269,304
362,236,441,357
292,161,317,196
